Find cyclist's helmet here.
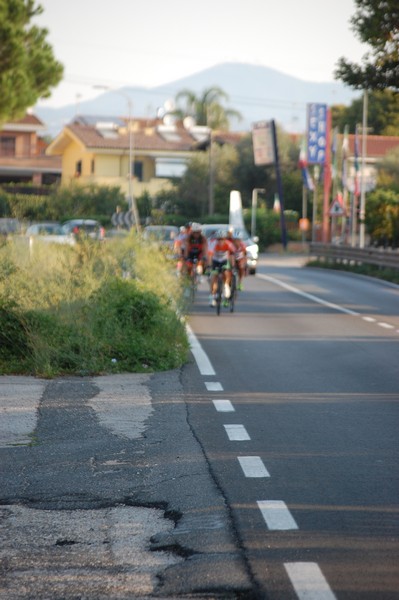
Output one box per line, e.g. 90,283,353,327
191,222,201,232
215,229,227,239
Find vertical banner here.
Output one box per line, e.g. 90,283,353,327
307,103,328,164
252,121,275,166
306,103,331,242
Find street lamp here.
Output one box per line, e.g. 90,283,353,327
251,188,265,238
359,90,368,248
93,86,140,232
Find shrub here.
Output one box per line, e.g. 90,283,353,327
0,234,189,377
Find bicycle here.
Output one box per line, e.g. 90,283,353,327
189,257,199,302
213,263,236,315
228,267,238,313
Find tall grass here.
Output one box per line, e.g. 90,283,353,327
0,234,189,377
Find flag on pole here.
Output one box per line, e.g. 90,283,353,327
354,125,360,197
331,127,338,184
341,125,349,190
298,139,314,191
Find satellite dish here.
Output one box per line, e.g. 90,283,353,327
183,116,196,130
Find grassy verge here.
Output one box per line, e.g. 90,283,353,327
0,234,189,377
307,258,399,285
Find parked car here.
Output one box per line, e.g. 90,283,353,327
143,225,179,251
25,222,62,236
60,219,102,240
201,223,259,274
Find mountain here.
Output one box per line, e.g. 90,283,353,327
34,62,360,138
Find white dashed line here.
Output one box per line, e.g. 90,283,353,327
362,316,377,322
378,322,395,329
224,424,250,441
238,456,270,478
205,382,223,391
257,500,298,530
212,399,235,412
284,562,337,600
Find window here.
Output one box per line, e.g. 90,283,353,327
134,162,143,181
75,160,82,177
0,136,16,157
91,159,95,174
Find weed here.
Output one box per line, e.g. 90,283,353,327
0,234,189,377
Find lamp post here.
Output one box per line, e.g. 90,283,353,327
359,90,368,248
93,86,140,232
251,188,265,238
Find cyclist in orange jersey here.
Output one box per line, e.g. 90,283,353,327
207,230,236,306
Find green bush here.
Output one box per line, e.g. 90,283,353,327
0,235,189,377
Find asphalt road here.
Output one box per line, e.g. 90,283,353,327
1,254,398,599
185,254,399,599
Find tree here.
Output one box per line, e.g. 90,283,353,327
332,90,399,135
335,0,399,91
174,87,242,130
0,0,64,124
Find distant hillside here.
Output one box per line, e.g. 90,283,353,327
34,62,360,138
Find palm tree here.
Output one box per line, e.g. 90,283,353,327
174,86,241,130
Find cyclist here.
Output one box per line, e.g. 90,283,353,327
208,229,236,306
184,222,207,279
227,227,247,290
174,225,188,276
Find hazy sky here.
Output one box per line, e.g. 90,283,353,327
35,0,367,108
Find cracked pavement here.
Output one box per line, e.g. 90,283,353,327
0,371,252,599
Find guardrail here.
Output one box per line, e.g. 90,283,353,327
309,243,399,271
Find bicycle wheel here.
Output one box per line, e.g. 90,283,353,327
216,272,223,315
190,268,197,302
229,271,237,313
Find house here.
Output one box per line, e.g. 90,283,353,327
0,113,61,187
46,116,244,200
337,133,399,192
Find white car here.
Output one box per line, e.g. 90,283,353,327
201,224,259,274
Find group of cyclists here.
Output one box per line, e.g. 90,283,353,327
174,222,248,307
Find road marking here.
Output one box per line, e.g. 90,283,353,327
224,424,250,441
362,316,376,322
205,382,223,391
257,500,298,530
213,399,235,412
256,274,359,316
238,456,270,477
186,324,216,375
284,562,337,600
378,322,395,329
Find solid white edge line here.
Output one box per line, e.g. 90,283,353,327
257,500,298,530
224,424,251,441
256,273,359,316
212,399,235,412
238,456,270,477
186,324,216,376
284,562,337,600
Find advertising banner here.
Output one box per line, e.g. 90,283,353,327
252,121,275,166
307,103,327,164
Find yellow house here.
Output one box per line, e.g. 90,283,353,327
46,116,211,199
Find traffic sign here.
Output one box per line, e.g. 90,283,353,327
329,199,346,217
111,211,135,229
